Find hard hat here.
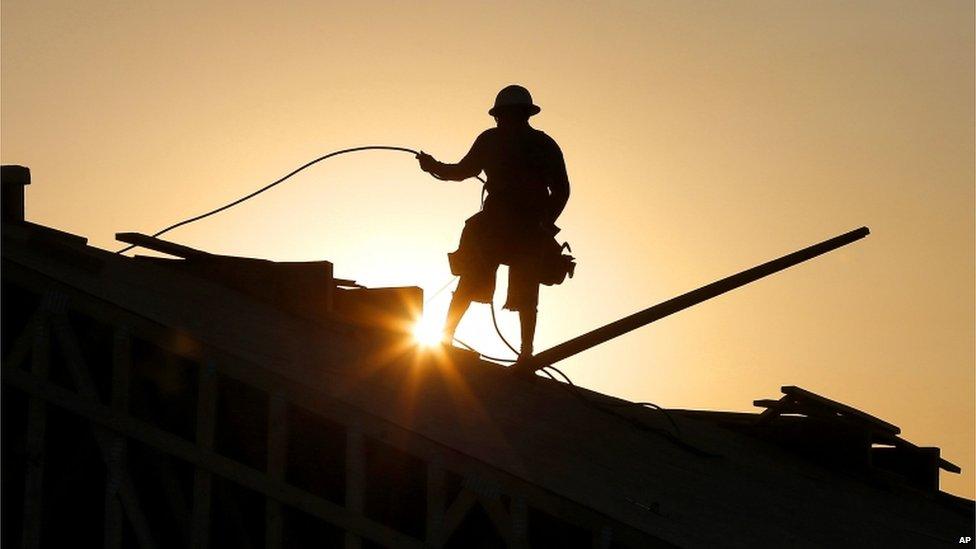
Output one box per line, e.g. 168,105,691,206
489,85,541,117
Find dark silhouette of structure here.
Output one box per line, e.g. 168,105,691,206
3,166,973,547
417,85,571,366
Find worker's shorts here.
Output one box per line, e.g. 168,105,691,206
455,257,539,312
449,211,543,312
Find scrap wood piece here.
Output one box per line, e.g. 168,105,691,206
755,386,900,436
781,386,900,435
116,232,211,259
334,278,363,288
883,436,964,474
938,458,962,474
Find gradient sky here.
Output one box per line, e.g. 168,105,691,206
2,1,973,498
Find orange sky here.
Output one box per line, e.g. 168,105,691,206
2,1,973,498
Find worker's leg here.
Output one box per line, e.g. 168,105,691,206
518,307,537,358
443,267,497,344
506,261,541,359
443,288,472,343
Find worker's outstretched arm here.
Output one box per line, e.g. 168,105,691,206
417,134,485,181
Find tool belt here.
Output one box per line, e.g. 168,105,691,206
448,211,576,286
538,239,576,286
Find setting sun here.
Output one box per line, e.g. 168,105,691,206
412,314,444,347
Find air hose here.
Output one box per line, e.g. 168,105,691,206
113,145,508,358
116,145,484,254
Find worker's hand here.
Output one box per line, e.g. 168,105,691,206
416,151,437,174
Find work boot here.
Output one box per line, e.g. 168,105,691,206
508,352,537,378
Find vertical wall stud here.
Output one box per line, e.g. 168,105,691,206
511,495,528,548
265,392,288,549
344,421,365,549
425,456,445,544
594,525,614,549
21,313,49,549
104,327,131,549
190,361,217,549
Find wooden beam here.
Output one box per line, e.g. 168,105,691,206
480,495,513,546
2,366,426,549
425,458,445,543
510,495,528,549
148,447,192,543
21,311,49,549
265,392,288,549
103,440,127,549
345,422,365,549
191,362,217,549
938,458,962,474
434,489,477,547
528,227,870,370
461,473,512,545
2,308,42,373
7,220,88,247
595,525,614,549
756,395,789,424
104,328,131,549
115,233,211,259
781,386,900,434
111,328,131,412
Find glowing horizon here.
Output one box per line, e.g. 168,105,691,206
2,0,972,497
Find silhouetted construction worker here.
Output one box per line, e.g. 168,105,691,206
417,85,570,367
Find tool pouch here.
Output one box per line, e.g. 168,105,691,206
447,212,576,285
539,240,576,286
